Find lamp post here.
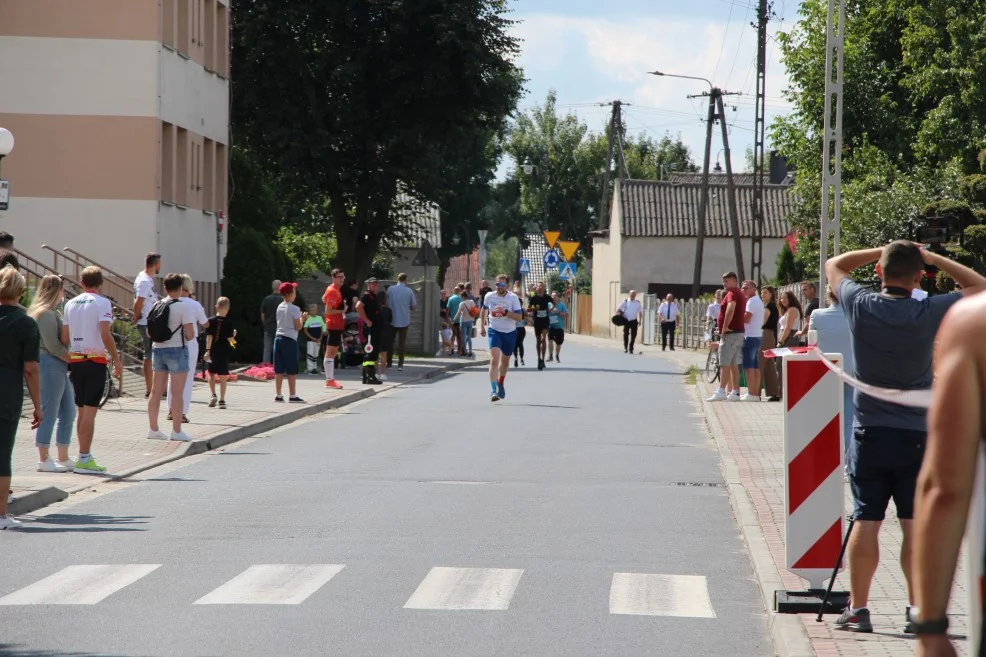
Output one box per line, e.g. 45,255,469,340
0,128,14,212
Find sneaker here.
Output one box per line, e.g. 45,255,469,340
274,396,285,402
547,355,554,362
514,358,519,367
490,391,500,402
497,382,506,399
147,430,168,440
169,431,192,442
0,515,23,530
288,396,305,403
209,395,218,408
521,359,525,366
741,394,760,402
904,606,916,634
707,389,727,402
556,355,560,363
74,458,107,475
398,366,404,371
37,458,70,473
834,607,873,633
727,392,742,402
325,379,343,390
218,400,226,409
56,459,76,470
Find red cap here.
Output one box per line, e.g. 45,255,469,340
279,282,298,295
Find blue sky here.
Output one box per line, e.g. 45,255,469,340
503,0,797,176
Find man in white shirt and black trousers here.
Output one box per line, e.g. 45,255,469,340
618,290,643,354
658,293,679,351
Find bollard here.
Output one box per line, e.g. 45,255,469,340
773,351,849,614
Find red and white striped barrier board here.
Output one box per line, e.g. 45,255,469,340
782,352,845,589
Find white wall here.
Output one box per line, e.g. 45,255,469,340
621,236,785,295
590,187,624,338
160,50,229,143
157,204,224,283
0,197,157,275
0,37,160,117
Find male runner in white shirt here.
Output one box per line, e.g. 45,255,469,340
480,274,523,402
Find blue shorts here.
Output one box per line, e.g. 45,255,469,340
273,336,299,375
847,427,925,521
152,346,189,373
742,337,762,370
487,328,517,356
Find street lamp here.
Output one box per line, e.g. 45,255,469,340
648,70,713,91
522,158,535,176
714,149,725,173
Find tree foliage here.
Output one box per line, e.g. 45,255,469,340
232,0,524,282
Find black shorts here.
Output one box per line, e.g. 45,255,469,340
549,328,565,345
847,427,926,521
207,352,230,376
70,359,108,408
533,319,550,335
324,330,343,348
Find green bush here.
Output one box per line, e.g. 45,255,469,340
936,270,956,293
959,175,986,205
923,200,976,225
221,226,278,363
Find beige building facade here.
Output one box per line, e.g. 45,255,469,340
0,0,230,288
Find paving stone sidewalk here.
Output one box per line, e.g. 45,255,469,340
9,351,488,515
565,333,968,657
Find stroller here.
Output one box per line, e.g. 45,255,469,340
337,312,363,369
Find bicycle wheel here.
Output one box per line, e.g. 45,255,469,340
99,369,114,408
705,349,720,384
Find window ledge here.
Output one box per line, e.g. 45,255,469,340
202,210,215,216
163,43,176,52
176,204,188,211
216,72,228,81
160,201,176,207
177,50,190,60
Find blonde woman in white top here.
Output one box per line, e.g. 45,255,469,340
775,290,803,399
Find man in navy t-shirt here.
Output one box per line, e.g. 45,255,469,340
824,240,986,633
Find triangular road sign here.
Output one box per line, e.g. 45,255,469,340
558,240,580,262
543,230,561,249
412,239,442,267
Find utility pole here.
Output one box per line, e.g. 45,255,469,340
819,0,846,305
690,87,744,298
597,100,628,229
750,0,770,286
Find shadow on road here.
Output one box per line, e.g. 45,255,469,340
0,645,209,657
17,514,152,533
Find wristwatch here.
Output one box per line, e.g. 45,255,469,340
907,608,949,635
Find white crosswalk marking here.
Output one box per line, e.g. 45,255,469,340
404,567,524,611
609,573,716,618
194,564,345,605
0,565,161,605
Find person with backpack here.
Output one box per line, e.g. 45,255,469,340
145,273,196,442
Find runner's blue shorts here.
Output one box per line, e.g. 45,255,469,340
487,328,517,356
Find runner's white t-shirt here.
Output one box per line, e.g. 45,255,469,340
180,297,209,337
64,292,113,357
744,294,766,338
151,298,196,349
483,291,522,333
133,271,158,326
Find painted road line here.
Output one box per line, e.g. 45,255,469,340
194,564,346,605
404,567,524,610
0,565,161,605
609,573,716,618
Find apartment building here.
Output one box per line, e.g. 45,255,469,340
0,0,230,294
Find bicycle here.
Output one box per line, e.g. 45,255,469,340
99,312,134,408
705,327,721,384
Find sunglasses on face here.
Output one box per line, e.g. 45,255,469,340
495,282,506,288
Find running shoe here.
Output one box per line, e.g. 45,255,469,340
0,515,23,530
834,607,873,633
324,379,343,389
490,391,500,402
37,459,71,473
497,382,506,399
74,458,107,475
707,389,727,402
209,395,218,408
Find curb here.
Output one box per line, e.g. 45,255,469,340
9,357,489,517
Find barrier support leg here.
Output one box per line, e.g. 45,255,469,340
773,514,853,615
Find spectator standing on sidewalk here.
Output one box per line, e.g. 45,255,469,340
167,274,208,424
205,297,235,408
356,278,383,384
708,272,746,402
273,282,306,402
706,290,722,335
795,281,819,344
303,304,325,374
741,280,764,401
808,285,854,457
146,273,195,442
618,290,643,354
0,266,41,529
65,267,123,470
774,291,803,400
133,252,161,398
658,293,678,351
824,241,986,634
260,280,282,365
454,291,477,357
910,287,986,656
28,274,76,472
759,285,781,401
386,273,417,370
321,269,346,389
447,285,462,356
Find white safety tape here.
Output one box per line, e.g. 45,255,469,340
763,346,933,410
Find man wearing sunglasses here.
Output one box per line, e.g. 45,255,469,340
480,274,523,402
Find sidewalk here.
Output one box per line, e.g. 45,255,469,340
565,332,968,657
9,350,489,516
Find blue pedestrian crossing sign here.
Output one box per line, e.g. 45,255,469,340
519,258,531,274
558,262,577,280
543,249,560,270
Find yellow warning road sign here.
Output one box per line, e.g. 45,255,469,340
558,240,580,262
543,230,561,249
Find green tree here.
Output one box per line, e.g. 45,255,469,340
232,0,523,283
274,226,338,278
221,227,277,362
775,241,806,285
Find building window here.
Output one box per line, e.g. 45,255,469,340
204,0,216,70
203,139,215,211
161,123,176,204
177,127,189,207
177,0,190,55
163,0,176,47
216,3,229,77
216,143,228,213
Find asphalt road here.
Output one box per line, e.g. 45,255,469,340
0,342,772,657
